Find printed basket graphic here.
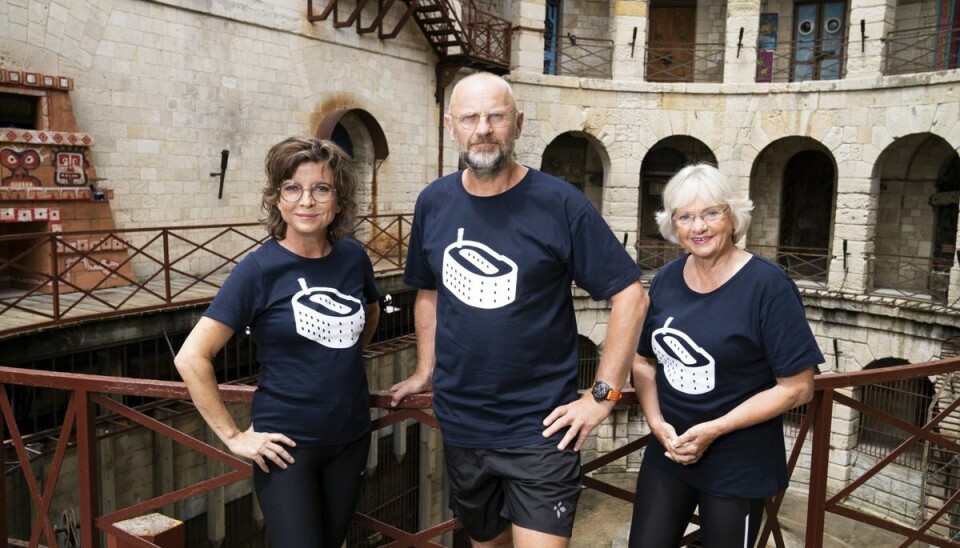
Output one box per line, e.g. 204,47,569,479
291,278,364,348
442,228,518,309
652,318,715,395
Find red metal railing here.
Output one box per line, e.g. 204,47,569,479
460,0,511,67
6,356,960,546
0,214,412,338
885,24,960,76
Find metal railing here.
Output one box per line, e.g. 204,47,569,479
645,41,724,83
750,244,831,284
6,356,960,546
635,238,685,272
636,240,831,284
755,36,848,83
885,24,960,76
0,214,413,338
461,0,512,67
868,251,953,303
557,36,614,79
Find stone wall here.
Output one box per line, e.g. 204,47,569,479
1,0,437,235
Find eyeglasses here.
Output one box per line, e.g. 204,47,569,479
279,181,336,203
673,206,728,226
453,111,514,130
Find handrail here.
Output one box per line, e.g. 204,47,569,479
7,357,960,546
556,36,614,79
645,41,724,83
884,23,960,76
755,35,849,83
0,214,413,338
460,0,512,66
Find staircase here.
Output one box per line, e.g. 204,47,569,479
308,0,511,100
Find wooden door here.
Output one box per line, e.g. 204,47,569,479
647,7,695,82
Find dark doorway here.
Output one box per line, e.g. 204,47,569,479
932,156,959,297
778,150,834,277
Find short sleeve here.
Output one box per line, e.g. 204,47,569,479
758,274,825,377
203,255,263,332
403,194,437,289
361,249,380,303
637,265,667,358
569,202,641,301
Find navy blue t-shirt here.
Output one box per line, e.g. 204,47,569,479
204,238,380,447
637,254,824,498
404,168,642,448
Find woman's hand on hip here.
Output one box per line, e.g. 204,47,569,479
226,425,297,473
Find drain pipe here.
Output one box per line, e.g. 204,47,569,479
439,97,445,179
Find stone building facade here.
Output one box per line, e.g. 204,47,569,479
4,0,960,543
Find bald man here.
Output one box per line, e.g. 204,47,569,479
392,72,648,548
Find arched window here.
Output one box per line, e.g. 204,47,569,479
856,358,934,469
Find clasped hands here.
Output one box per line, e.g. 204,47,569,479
652,420,721,465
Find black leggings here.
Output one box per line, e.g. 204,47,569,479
253,434,370,548
629,460,765,548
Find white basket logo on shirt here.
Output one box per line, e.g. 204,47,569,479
442,228,518,310
291,278,365,349
651,317,715,395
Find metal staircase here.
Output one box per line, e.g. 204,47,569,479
308,0,511,101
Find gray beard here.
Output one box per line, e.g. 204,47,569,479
460,141,514,179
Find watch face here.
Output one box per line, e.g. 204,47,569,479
592,381,609,401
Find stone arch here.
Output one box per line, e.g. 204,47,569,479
748,137,837,284
540,130,610,213
316,108,389,216
871,133,960,301
635,136,717,270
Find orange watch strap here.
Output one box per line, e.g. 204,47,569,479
607,388,623,401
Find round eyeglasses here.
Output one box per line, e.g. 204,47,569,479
673,206,728,226
279,181,336,203
453,111,514,130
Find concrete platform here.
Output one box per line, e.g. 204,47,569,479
571,473,909,547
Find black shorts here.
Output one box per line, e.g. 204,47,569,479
444,442,582,541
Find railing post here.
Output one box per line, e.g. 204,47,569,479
398,215,404,268
163,230,172,303
51,233,61,321
0,390,6,546
76,388,101,548
806,389,832,547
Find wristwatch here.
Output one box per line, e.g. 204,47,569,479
591,380,623,402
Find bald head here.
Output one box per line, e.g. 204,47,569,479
444,72,524,180
448,72,518,115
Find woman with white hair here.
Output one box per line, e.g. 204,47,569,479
629,163,823,547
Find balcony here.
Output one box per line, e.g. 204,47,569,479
4,355,960,546
0,214,412,338
556,36,614,80
756,36,847,83
645,42,725,83
868,251,953,303
885,24,960,76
